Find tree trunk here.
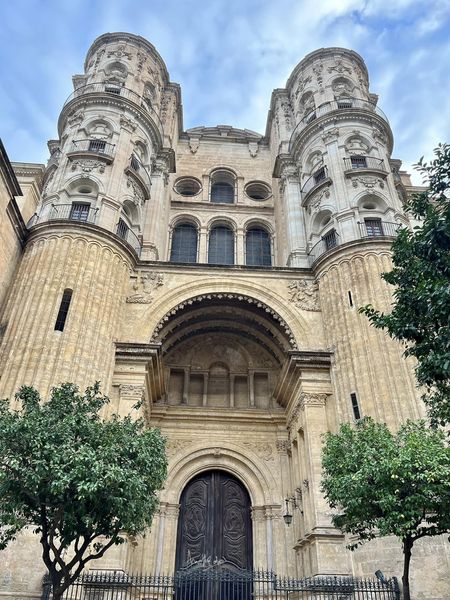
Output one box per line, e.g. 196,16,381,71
402,537,413,600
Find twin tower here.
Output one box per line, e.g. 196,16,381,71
1,32,446,600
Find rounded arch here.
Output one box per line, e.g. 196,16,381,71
170,213,201,231
62,173,105,197
356,191,390,213
163,442,278,506
207,216,237,233
312,209,334,233
204,164,243,180
122,198,141,229
243,217,274,235
84,117,115,139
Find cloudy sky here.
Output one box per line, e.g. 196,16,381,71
1,0,449,183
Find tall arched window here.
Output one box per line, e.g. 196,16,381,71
245,227,272,266
208,225,234,265
210,170,235,204
170,223,198,263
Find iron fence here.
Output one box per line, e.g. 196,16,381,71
50,568,400,600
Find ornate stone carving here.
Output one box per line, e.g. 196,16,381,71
67,110,84,128
300,393,328,408
189,136,200,154
126,176,145,204
312,61,324,91
107,45,132,60
151,292,298,350
351,176,384,189
248,141,258,157
165,438,187,459
70,159,105,174
275,439,291,453
126,271,164,303
322,127,339,144
345,132,370,154
242,442,274,462
287,280,320,311
120,115,137,132
372,125,387,146
280,99,293,127
294,75,312,98
328,59,352,75
332,77,354,99
119,384,144,404
308,187,331,215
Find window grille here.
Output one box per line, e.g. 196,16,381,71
350,392,361,420
211,182,234,204
117,218,128,239
170,223,198,263
246,228,271,266
88,139,106,153
323,229,337,250
337,99,353,109
365,218,383,236
69,203,90,222
208,226,234,265
54,289,73,332
350,155,367,169
313,166,326,184
105,85,121,95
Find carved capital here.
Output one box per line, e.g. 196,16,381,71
300,392,328,409
276,439,291,454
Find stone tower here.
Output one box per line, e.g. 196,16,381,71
0,33,448,600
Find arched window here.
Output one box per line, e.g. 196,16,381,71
210,170,235,204
170,223,198,263
246,227,271,266
208,225,234,265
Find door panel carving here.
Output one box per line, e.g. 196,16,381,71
176,471,252,571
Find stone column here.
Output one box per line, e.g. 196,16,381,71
251,506,267,569
160,503,180,573
202,373,209,406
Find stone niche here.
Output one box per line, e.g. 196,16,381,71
164,332,280,410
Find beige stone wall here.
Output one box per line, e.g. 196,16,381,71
0,225,132,400
0,173,21,312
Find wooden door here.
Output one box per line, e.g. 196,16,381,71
175,470,253,571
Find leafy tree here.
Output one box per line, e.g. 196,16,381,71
0,383,167,600
321,417,450,600
361,143,450,425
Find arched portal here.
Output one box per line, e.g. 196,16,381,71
175,470,253,572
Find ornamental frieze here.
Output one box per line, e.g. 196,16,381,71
126,271,164,303
287,280,320,311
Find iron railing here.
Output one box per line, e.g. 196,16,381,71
55,569,400,600
62,83,164,137
126,153,152,196
307,221,403,266
343,156,386,171
116,219,142,257
289,98,389,151
301,165,329,197
358,220,401,238
70,139,115,159
27,203,98,227
26,205,141,257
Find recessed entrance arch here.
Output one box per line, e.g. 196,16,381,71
175,470,253,572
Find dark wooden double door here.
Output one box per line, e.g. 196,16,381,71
176,470,253,572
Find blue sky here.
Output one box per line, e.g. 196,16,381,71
1,0,450,183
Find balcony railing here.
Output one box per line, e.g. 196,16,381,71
69,139,116,160
62,83,164,137
343,156,386,172
27,203,98,227
26,204,141,257
301,165,330,198
289,97,389,152
116,218,141,257
307,221,402,266
125,154,152,198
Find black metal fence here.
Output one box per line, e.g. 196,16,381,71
47,568,400,600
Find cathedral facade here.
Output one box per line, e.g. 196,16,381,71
0,32,448,599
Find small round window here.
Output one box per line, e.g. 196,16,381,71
174,177,202,197
245,181,272,201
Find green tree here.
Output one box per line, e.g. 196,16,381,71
0,383,167,600
361,143,450,425
321,417,450,600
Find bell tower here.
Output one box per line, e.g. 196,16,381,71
0,33,178,399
